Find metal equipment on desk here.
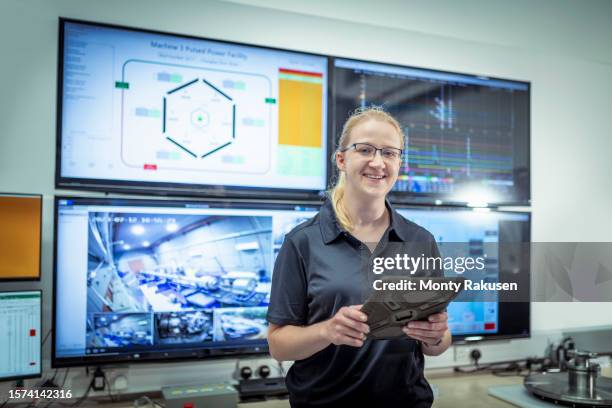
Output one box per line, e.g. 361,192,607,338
524,350,612,406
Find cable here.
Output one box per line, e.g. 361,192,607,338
41,368,70,408
50,368,59,383
46,372,94,408
454,357,549,378
37,329,57,389
46,367,124,408
134,396,166,408
102,371,118,403
454,359,528,376
0,381,31,408
278,361,285,377
454,364,491,374
61,368,70,388
490,362,527,377
69,377,93,408
41,329,52,347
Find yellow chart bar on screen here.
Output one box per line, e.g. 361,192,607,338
0,195,42,280
278,68,322,148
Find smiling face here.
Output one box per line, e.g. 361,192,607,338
335,119,403,200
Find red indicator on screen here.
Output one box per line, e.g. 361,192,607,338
279,68,323,77
29,329,36,336
484,322,496,330
143,164,158,170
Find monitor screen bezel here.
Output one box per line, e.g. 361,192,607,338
330,56,531,207
0,193,43,282
0,289,43,381
394,204,531,342
51,195,322,368
55,18,333,200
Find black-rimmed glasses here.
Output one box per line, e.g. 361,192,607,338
340,143,403,161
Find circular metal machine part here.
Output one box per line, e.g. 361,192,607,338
524,351,612,406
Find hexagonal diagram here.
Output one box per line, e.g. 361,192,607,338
163,78,236,158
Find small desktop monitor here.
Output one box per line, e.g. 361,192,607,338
56,19,329,198
397,207,530,341
0,290,42,381
333,58,530,206
53,196,319,366
0,194,42,281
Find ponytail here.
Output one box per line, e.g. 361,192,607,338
330,172,352,231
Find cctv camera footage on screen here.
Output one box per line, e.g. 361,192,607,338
397,207,530,338
333,58,530,206
58,20,328,196
54,198,530,365
54,198,318,364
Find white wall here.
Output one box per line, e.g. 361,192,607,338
1,0,611,394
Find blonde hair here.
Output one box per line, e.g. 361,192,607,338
329,106,405,232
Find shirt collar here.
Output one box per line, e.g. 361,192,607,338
320,198,407,244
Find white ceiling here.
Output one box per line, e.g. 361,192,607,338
220,0,612,65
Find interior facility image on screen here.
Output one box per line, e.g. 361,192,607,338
397,208,530,339
333,58,530,205
54,197,318,365
58,20,328,194
0,291,42,381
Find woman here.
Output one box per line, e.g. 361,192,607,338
267,107,450,407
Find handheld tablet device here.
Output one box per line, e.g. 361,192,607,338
362,277,465,340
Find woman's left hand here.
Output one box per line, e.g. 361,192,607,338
402,311,448,346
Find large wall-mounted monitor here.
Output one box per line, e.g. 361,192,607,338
333,58,530,206
0,290,42,381
397,207,530,341
53,196,318,366
0,194,42,281
56,19,329,198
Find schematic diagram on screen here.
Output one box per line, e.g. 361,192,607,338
119,60,273,174
163,77,236,159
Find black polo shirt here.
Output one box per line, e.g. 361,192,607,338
267,198,442,408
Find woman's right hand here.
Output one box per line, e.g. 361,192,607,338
321,305,370,347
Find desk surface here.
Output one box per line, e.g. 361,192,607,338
430,371,523,407
237,369,612,408
236,372,524,408
78,368,612,408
